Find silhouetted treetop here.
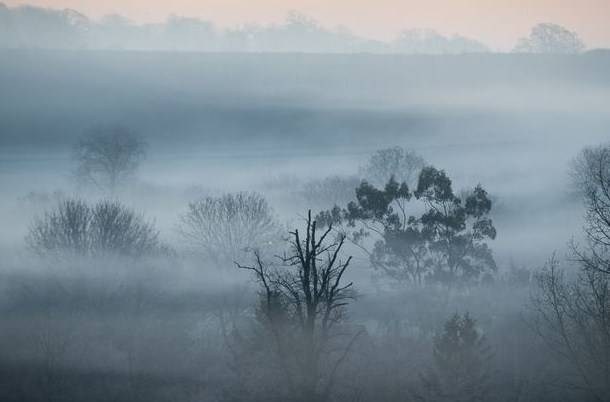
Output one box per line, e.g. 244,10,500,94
318,166,496,284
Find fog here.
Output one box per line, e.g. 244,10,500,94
1,25,610,402
0,4,489,53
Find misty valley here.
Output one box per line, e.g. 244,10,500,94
1,37,610,402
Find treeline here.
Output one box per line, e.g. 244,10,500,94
0,3,590,54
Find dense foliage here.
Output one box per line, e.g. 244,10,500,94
319,166,497,284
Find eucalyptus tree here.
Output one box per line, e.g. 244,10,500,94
318,166,497,285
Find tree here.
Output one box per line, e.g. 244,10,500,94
532,257,610,400
359,146,426,188
571,144,610,272
299,175,361,209
178,192,282,265
235,210,359,402
416,313,492,402
393,29,489,54
513,23,585,54
73,125,147,193
530,144,610,400
318,167,497,285
27,198,164,258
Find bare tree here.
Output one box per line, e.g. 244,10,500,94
27,198,164,258
532,257,610,401
571,144,610,274
236,210,360,402
513,23,585,54
73,125,147,193
530,145,610,400
178,192,282,265
298,175,360,209
359,146,426,188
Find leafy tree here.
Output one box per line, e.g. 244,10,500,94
416,313,492,402
179,192,282,265
318,166,496,285
513,23,585,54
27,198,165,258
359,146,426,188
73,125,147,193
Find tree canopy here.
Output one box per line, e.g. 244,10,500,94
513,23,585,54
318,166,496,285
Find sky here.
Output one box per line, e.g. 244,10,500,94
4,0,610,50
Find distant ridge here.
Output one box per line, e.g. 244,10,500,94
0,3,491,54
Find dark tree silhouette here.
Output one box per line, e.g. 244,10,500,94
236,210,359,402
27,198,164,258
73,125,147,193
416,313,492,402
318,166,496,285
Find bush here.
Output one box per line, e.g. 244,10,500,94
27,199,164,258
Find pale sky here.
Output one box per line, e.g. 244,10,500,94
4,0,610,50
